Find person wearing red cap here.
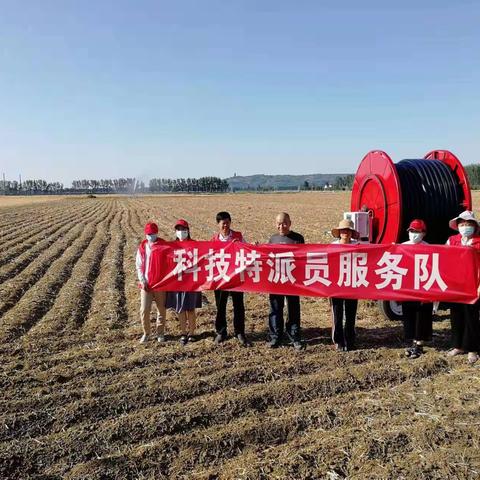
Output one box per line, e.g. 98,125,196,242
401,219,433,359
445,210,480,364
166,219,202,346
136,222,167,343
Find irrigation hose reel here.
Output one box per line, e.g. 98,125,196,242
346,149,472,319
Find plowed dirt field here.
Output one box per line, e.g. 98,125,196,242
1,192,479,479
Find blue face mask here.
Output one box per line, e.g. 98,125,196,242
146,234,157,242
459,225,475,238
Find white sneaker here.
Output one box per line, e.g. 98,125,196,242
139,334,150,343
468,352,479,364
157,334,166,343
447,348,463,356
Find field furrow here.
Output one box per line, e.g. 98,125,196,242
22,203,117,342
0,203,114,342
0,348,383,430
0,356,451,478
0,205,65,239
1,193,479,480
0,201,93,256
119,202,144,329
81,207,129,337
0,202,107,318
0,201,103,283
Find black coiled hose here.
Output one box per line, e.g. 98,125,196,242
396,159,464,244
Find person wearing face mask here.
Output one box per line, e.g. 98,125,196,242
401,219,433,359
445,211,480,364
330,219,360,352
166,219,202,346
136,222,167,343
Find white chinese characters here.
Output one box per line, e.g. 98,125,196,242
235,249,263,283
304,252,331,286
172,248,200,281
337,252,369,288
414,253,448,291
375,252,408,290
267,252,296,284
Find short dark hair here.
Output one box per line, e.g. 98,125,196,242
216,211,231,223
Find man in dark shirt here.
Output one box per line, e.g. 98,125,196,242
268,212,305,350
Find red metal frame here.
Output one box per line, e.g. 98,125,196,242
424,150,472,210
351,150,402,244
351,149,471,244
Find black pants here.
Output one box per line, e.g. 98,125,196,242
402,302,433,342
214,290,245,336
268,294,301,341
450,301,480,352
331,298,357,349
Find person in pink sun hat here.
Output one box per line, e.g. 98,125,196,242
446,211,480,364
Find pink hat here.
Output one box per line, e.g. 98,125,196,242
449,211,479,231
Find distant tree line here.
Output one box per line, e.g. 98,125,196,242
333,174,355,190
465,165,480,189
1,179,64,194
231,176,355,192
71,178,145,193
149,177,229,193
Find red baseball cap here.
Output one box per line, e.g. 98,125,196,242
175,219,189,229
407,219,427,232
144,222,159,235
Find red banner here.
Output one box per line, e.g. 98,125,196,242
146,241,480,304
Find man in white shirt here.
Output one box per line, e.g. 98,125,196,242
211,211,250,347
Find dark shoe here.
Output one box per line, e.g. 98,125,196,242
405,342,416,357
214,333,227,345
269,338,282,349
409,344,423,359
292,340,306,351
179,335,188,346
236,333,252,347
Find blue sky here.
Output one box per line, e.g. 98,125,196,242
0,0,479,184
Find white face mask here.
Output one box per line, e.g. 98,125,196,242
176,230,189,241
146,234,157,242
408,232,424,244
459,225,475,238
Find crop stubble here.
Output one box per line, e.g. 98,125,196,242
0,192,479,479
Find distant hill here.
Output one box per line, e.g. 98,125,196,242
225,173,352,190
